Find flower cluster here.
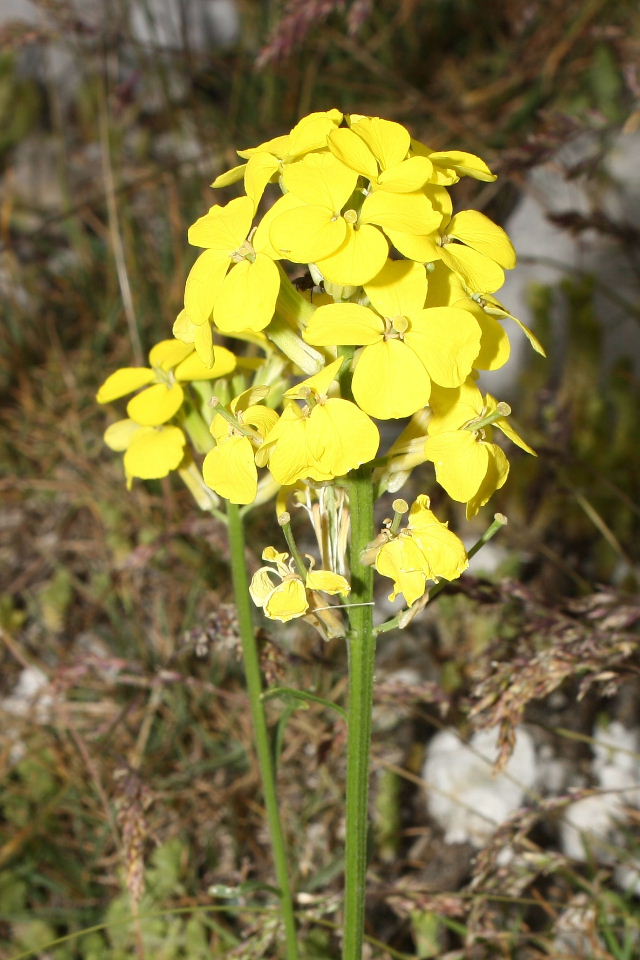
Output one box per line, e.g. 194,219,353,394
98,110,542,623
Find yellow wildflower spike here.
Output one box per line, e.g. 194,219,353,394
202,435,258,504
123,425,186,480
96,367,155,404
126,382,185,427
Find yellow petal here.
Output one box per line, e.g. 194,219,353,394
124,425,186,479
265,578,309,622
126,383,184,426
408,495,469,581
96,367,155,404
243,404,279,438
406,307,481,387
238,134,289,160
364,259,427,318
148,339,194,371
315,223,388,286
304,302,383,347
309,398,380,476
328,127,378,179
305,570,350,594
376,155,434,192
244,153,280,205
350,117,410,170
283,151,358,211
424,431,489,502
360,190,442,235
270,204,347,264
462,302,511,370
481,295,547,356
211,162,247,188
184,249,230,325
174,344,237,380
104,418,141,451
374,536,428,606
214,255,280,333
427,151,496,182
188,195,254,251
352,339,430,419
466,443,509,518
440,244,505,294
285,356,344,399
202,435,258,504
249,567,278,607
428,380,484,433
385,230,441,262
286,109,342,158
447,210,516,269
194,322,214,367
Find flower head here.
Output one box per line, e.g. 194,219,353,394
249,546,349,623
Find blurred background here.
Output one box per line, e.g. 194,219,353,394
1,1,640,957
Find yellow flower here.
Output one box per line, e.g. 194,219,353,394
103,419,186,487
424,380,535,517
96,339,236,426
389,209,516,293
186,195,282,334
257,357,380,484
371,495,468,606
328,115,435,193
249,546,349,622
211,109,343,204
303,260,481,419
202,387,278,505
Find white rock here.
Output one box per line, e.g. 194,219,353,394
423,726,537,846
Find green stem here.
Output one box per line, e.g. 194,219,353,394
226,503,299,960
343,468,376,960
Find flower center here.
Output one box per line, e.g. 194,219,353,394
383,315,409,340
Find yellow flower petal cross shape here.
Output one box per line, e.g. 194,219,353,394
257,357,380,484
249,546,350,623
370,495,468,607
303,260,482,419
186,194,282,335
